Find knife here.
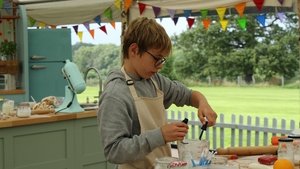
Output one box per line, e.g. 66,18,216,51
199,120,208,140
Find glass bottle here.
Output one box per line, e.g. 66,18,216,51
277,137,294,163
288,134,300,165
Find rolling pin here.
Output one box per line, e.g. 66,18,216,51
216,145,278,156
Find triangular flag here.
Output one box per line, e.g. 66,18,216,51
277,0,284,5
89,30,95,39
256,14,266,27
183,10,192,19
220,20,228,31
216,7,226,20
38,22,46,28
28,17,36,27
172,17,179,25
100,25,107,34
152,6,161,18
253,0,265,11
201,9,208,18
73,25,78,34
50,25,57,29
276,12,286,22
202,18,211,30
235,2,246,16
138,3,146,15
237,17,247,30
124,0,132,12
83,22,90,31
168,9,176,19
94,15,101,26
187,18,195,29
3,0,11,13
0,0,3,8
114,0,121,9
110,21,116,29
77,31,83,42
103,7,113,20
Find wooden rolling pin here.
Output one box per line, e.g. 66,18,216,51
216,145,278,156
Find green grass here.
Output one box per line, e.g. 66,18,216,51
78,86,300,147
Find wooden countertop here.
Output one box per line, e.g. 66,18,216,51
0,110,97,129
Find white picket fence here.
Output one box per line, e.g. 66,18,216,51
167,111,299,149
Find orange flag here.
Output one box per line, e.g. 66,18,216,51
202,18,211,30
124,0,132,12
110,21,116,29
89,30,95,39
235,2,246,16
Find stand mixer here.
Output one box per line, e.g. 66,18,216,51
55,59,86,113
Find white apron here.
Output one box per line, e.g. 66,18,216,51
119,67,171,169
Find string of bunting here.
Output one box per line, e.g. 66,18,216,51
24,0,288,42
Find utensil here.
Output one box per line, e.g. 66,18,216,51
199,120,208,140
181,118,189,144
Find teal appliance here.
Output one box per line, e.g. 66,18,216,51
55,59,86,113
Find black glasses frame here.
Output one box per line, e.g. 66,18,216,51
145,51,166,67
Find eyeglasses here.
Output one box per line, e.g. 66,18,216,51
145,51,166,67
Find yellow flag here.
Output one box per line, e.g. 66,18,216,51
216,7,226,20
114,0,121,9
220,20,228,31
78,31,83,42
38,22,46,28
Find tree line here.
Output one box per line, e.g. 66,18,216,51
72,13,299,86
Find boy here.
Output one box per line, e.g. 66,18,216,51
98,17,217,169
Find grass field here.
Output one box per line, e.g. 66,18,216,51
78,86,299,147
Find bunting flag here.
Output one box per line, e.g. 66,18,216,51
72,25,79,34
114,0,121,9
3,0,11,13
28,17,36,27
138,3,146,15
187,17,195,29
256,14,266,27
183,10,192,19
77,31,83,42
94,15,101,26
216,7,226,20
172,17,179,25
50,25,57,29
253,0,265,11
83,22,90,31
201,9,208,18
0,0,3,8
168,9,176,18
124,0,132,12
110,21,116,29
277,0,284,5
103,7,113,20
237,17,247,30
235,2,246,16
38,22,46,28
152,6,161,18
220,19,228,31
89,30,95,39
276,12,286,22
100,25,107,34
202,18,211,30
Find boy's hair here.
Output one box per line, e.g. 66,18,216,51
122,17,172,63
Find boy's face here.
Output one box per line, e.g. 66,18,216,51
129,44,169,79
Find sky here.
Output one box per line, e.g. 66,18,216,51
70,17,189,45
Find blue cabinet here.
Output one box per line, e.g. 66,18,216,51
28,29,72,101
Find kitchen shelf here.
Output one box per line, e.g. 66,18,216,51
0,89,25,95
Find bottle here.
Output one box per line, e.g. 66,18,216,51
277,137,294,163
288,134,300,165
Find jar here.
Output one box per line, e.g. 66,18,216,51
17,102,31,118
277,137,294,163
155,157,187,169
288,134,300,165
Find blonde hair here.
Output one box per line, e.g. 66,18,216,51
122,17,172,63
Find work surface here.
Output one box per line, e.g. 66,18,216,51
0,110,97,128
